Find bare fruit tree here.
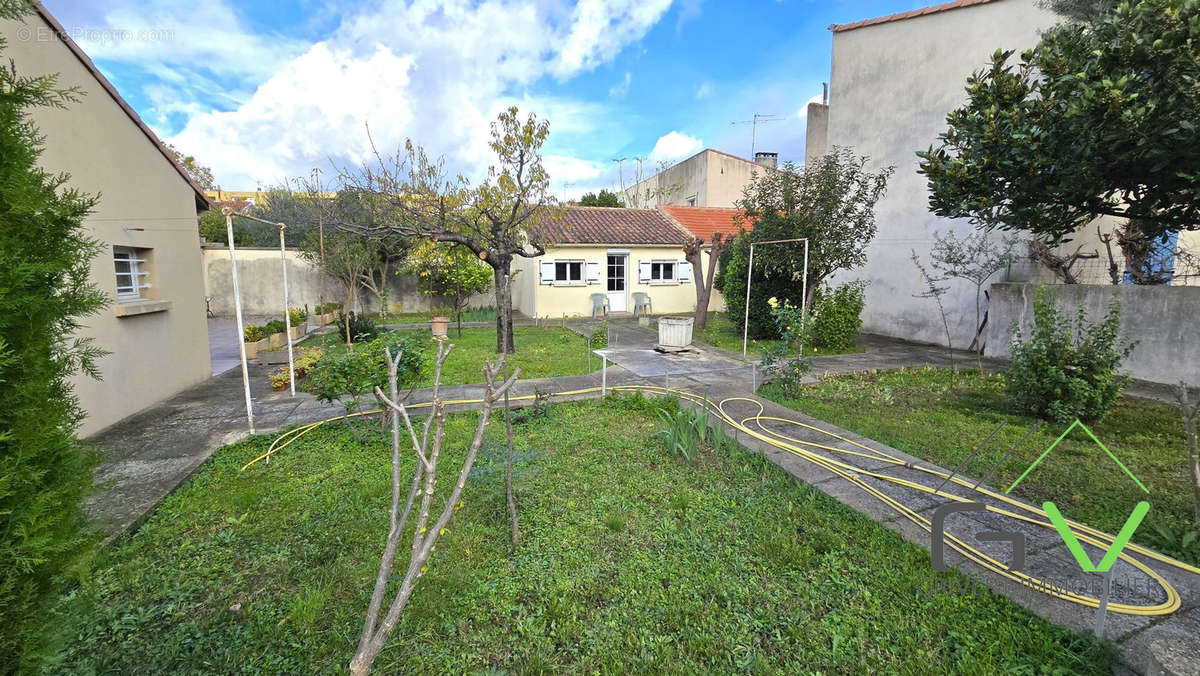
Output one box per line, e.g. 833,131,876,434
348,340,519,675
337,107,557,355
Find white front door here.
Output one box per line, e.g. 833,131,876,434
606,254,628,312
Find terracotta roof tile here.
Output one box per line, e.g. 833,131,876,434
831,0,1000,33
535,207,689,246
658,206,752,242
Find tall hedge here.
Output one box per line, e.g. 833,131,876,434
719,234,806,340
0,8,108,669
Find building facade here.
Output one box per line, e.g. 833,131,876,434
5,5,212,436
622,149,776,209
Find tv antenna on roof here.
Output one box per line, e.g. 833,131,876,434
730,113,785,158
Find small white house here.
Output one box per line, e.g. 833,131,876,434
513,206,729,318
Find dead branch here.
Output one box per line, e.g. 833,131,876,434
1027,238,1097,284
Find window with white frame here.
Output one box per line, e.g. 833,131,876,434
685,195,697,207
554,260,584,284
113,246,151,301
650,261,675,282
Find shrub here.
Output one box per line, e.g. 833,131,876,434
303,333,426,411
759,297,813,397
288,307,307,325
314,301,342,315
0,16,108,667
811,281,866,350
1005,287,1134,423
263,319,287,335
589,320,609,348
270,347,323,391
719,237,805,340
243,324,266,342
334,311,378,343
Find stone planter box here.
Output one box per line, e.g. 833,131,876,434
268,332,286,350
255,337,270,355
289,325,304,341
243,340,259,359
657,316,694,349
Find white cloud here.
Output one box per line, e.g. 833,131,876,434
794,94,824,119
608,71,632,98
648,130,702,163
694,81,713,100
66,0,676,189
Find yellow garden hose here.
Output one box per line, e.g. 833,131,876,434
241,384,1200,617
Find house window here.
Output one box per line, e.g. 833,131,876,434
650,261,676,282
113,246,151,301
554,260,584,284
685,195,697,206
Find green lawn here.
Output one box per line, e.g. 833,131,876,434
297,325,592,387
761,368,1198,564
694,313,864,357
42,398,1113,673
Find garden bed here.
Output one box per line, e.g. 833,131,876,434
761,368,1199,564
43,398,1113,672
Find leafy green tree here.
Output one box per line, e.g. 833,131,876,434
403,241,494,336
723,147,892,337
578,189,621,207
248,183,320,246
1038,0,1117,24
919,0,1200,246
0,4,108,667
197,209,250,246
165,143,215,190
300,231,375,322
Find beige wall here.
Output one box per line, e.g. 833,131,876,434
825,0,1063,346
201,247,494,317
515,245,725,319
5,12,211,436
623,150,766,209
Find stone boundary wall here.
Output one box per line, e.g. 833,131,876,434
985,282,1200,386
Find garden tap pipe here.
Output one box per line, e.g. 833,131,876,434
223,207,255,433
742,238,808,357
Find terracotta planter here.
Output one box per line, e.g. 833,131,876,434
430,316,450,338
243,340,259,359
268,332,286,350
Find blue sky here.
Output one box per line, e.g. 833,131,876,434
43,0,929,197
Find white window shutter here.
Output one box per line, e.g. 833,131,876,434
539,260,555,285
586,261,601,284
638,261,651,283
678,261,692,283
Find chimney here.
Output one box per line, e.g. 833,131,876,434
754,151,778,169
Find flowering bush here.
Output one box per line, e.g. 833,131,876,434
759,297,812,396
270,347,323,391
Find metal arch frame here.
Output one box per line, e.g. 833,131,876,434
742,237,809,358
223,209,298,434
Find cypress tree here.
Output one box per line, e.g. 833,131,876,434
0,2,108,668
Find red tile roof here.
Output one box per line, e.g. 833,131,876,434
29,1,210,209
534,207,689,246
831,0,1000,33
658,206,752,242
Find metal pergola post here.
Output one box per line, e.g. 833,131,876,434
224,208,255,433
742,238,809,357
278,222,296,397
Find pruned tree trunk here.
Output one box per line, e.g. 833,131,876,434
349,340,519,676
1177,383,1200,525
683,233,732,329
492,262,515,354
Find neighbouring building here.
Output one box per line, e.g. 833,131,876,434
5,3,212,436
812,0,1199,351
622,149,778,209
513,206,738,319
